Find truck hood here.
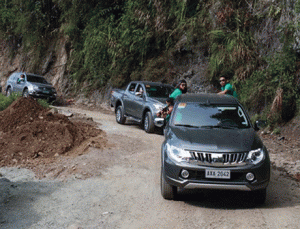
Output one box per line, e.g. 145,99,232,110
147,97,167,104
30,82,53,88
166,126,263,152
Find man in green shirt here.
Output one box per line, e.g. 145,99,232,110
17,74,25,83
218,76,238,99
170,79,187,99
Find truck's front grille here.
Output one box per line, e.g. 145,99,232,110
190,151,248,166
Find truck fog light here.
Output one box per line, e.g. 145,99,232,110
181,169,189,179
246,172,255,181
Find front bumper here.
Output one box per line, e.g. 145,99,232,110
163,156,270,191
29,91,56,100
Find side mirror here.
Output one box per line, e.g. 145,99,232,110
154,117,165,127
254,120,267,131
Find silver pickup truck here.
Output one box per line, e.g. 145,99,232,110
110,81,175,133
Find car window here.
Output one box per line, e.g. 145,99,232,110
171,103,250,129
136,85,142,92
128,83,137,94
135,84,144,96
145,85,174,98
26,75,49,84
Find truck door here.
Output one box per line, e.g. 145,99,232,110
123,82,137,116
14,74,25,93
129,83,145,119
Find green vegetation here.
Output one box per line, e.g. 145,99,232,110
273,127,281,135
0,93,50,110
37,99,50,108
0,0,60,71
0,0,300,127
207,1,300,128
0,93,20,111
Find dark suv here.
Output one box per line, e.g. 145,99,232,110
160,93,270,204
5,72,57,102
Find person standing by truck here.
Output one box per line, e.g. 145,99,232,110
170,79,187,99
156,79,187,126
218,76,238,99
156,97,174,122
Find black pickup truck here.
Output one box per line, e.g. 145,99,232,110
110,81,175,133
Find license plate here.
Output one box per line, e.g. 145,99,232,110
43,90,50,94
205,169,231,179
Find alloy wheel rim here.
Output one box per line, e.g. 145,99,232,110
116,109,121,121
144,116,149,130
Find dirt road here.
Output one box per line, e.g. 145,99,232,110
1,106,300,229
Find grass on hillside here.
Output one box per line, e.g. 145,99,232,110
0,93,20,111
0,93,50,111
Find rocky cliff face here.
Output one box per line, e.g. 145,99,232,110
0,36,71,99
0,33,215,106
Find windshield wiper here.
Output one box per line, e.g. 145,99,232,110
200,125,236,129
175,124,200,128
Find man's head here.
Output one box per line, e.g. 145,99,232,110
177,79,187,93
219,76,228,87
20,74,25,79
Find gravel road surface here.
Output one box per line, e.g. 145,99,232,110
1,106,300,229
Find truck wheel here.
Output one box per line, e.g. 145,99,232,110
22,89,29,98
6,88,12,97
116,106,126,124
161,170,177,200
144,111,155,133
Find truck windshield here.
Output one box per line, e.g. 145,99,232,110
27,75,49,84
172,103,250,129
145,85,174,98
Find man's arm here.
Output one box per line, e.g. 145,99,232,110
218,84,232,95
218,90,229,95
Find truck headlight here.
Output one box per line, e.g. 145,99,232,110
246,148,265,165
166,143,192,163
28,85,39,92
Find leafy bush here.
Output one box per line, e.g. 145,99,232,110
273,127,281,135
238,47,298,124
0,93,20,111
37,99,50,108
61,0,206,88
0,0,61,62
0,93,50,111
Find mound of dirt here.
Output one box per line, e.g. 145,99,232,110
0,97,105,167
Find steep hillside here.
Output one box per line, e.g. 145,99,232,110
0,0,300,128
0,37,71,99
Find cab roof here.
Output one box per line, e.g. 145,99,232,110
130,81,174,87
177,93,239,105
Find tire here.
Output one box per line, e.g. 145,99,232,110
6,88,12,97
144,111,155,133
22,89,29,98
116,106,126,124
252,188,267,205
161,170,177,200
